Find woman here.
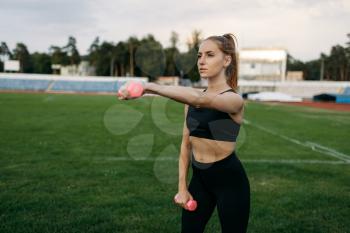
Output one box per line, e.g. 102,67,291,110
119,33,250,233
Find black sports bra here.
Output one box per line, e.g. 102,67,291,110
186,88,241,142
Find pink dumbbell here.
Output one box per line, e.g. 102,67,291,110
174,194,197,211
186,200,198,211
118,81,144,98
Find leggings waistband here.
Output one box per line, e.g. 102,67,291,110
191,150,237,170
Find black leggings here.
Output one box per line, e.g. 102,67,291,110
181,150,250,233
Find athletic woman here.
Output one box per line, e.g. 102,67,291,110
119,33,250,233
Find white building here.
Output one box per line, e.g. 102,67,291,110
52,61,96,76
239,48,288,81
4,60,20,72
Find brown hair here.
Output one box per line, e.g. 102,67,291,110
205,33,239,92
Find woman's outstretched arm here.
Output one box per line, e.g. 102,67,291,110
144,82,243,113
145,83,205,108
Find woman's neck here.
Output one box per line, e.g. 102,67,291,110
206,72,230,92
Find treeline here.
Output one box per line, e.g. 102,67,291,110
0,31,201,82
1,31,350,81
287,33,350,81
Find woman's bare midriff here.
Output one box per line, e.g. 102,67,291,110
189,136,236,163
189,110,242,163
187,100,244,163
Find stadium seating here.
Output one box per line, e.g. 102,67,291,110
50,80,119,92
313,86,350,104
0,78,51,91
0,77,128,93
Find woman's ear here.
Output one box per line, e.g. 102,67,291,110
224,55,232,67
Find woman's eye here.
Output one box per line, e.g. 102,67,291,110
197,54,213,58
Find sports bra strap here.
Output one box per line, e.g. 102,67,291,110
220,89,235,94
202,88,235,94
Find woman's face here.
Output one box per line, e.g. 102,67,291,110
197,39,229,79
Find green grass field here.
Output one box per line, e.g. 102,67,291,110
0,92,349,233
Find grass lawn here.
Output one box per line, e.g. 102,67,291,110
0,93,349,233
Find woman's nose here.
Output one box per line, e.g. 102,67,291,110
198,56,206,65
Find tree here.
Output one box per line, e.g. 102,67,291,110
113,41,128,76
134,34,165,80
0,42,12,71
183,30,202,82
94,41,115,76
163,31,180,77
319,45,348,81
186,29,202,51
170,31,179,49
88,36,100,53
126,36,140,76
49,46,69,66
62,36,81,65
31,52,52,74
300,34,350,81
88,36,100,67
287,53,305,71
13,43,33,73
303,59,321,80
345,33,350,80
0,42,12,59
319,34,350,81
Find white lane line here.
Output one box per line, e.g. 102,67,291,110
243,119,350,162
94,157,349,165
242,159,349,165
305,141,350,161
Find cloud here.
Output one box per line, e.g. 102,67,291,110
0,0,349,61
0,0,97,53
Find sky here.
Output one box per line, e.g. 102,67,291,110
0,0,349,62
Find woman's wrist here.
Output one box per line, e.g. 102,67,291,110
178,183,188,191
145,82,157,92
144,82,159,95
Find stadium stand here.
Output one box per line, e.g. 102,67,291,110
313,86,350,104
0,78,51,91
50,81,120,92
0,75,147,94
